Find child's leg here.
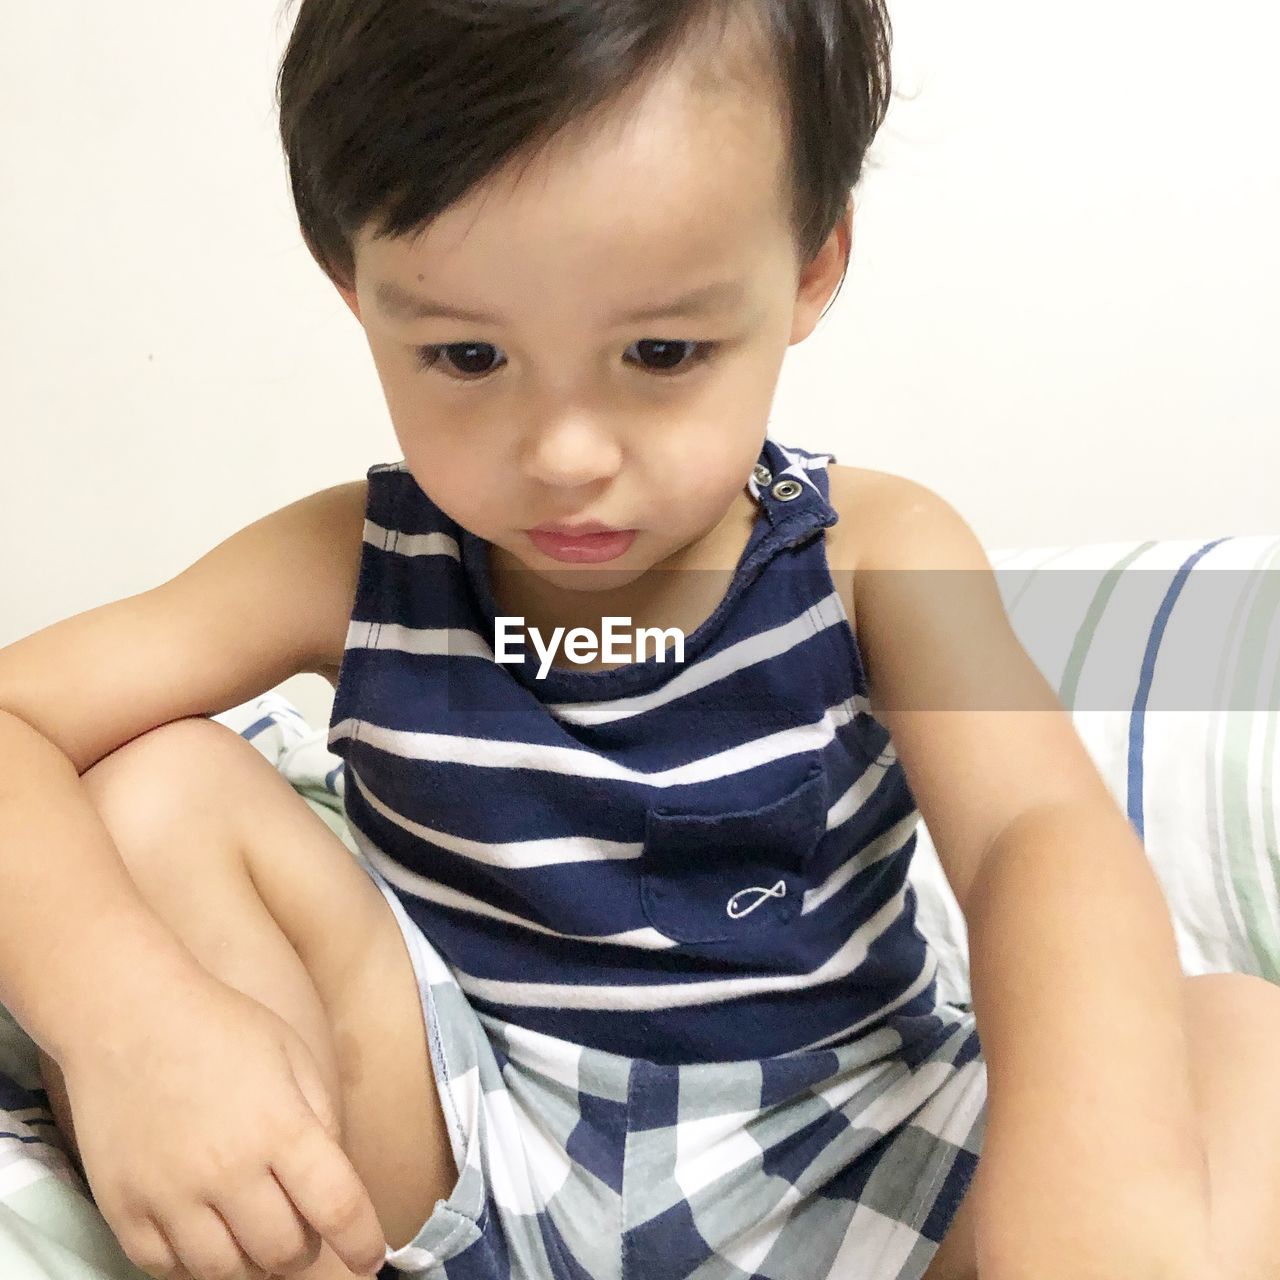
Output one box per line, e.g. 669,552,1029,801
39,716,456,1280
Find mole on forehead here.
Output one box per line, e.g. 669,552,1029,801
373,278,749,325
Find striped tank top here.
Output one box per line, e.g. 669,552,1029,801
327,437,945,1065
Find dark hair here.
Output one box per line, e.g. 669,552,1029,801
275,0,892,315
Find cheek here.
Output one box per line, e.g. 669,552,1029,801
399,449,483,525
656,475,741,535
371,345,421,411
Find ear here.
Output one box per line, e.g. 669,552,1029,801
789,196,853,344
332,278,362,323
301,228,363,322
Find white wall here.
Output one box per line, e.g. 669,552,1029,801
4,1,1277,732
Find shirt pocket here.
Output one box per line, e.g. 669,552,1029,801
640,760,826,944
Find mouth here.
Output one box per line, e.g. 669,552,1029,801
524,524,639,564
529,519,625,536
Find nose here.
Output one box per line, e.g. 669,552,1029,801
522,414,623,490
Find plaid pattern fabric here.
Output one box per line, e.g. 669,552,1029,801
356,851,985,1279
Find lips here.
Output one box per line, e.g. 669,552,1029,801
529,520,622,536
526,525,638,564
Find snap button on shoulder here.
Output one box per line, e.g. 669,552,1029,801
752,463,773,486
771,478,802,501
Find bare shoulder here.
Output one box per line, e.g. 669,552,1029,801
824,464,995,709
824,463,909,571
178,475,369,687
300,479,368,685
823,463,924,633
825,462,980,574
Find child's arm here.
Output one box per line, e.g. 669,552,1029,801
0,482,388,1277
0,482,361,1061
962,797,1209,1279
0,708,215,1061
847,475,1216,1280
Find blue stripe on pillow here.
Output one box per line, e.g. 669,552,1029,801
1127,539,1230,838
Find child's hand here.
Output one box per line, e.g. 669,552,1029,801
57,978,387,1280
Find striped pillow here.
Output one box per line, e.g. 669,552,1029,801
907,534,1280,1009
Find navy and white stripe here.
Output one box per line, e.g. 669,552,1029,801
328,437,947,1064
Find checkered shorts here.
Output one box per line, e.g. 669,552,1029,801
358,855,988,1280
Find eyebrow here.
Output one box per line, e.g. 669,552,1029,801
373,278,747,325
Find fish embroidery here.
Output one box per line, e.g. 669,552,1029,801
726,879,788,919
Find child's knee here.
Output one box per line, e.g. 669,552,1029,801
79,716,261,865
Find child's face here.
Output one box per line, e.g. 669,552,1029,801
332,48,848,600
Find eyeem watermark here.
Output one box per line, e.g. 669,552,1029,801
494,616,685,678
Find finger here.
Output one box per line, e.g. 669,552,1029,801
160,1203,267,1280
271,1124,387,1277
119,1215,187,1280
217,1170,322,1276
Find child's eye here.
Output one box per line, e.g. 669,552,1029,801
413,339,720,382
626,339,720,375
414,343,502,379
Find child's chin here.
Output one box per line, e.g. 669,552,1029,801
530,557,650,594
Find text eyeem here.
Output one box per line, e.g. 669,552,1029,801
494,616,686,678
